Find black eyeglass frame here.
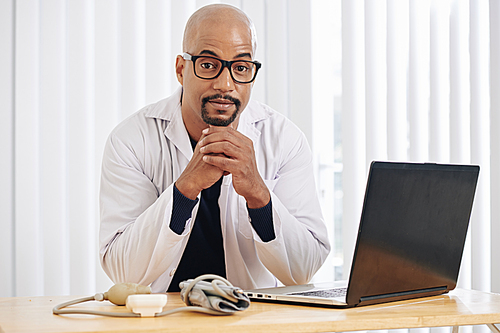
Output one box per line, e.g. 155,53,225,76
182,53,262,84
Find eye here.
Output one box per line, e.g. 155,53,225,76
200,62,216,70
233,63,250,73
198,58,219,71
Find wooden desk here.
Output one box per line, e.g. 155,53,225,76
1,289,500,333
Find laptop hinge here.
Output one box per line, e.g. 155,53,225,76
359,286,447,302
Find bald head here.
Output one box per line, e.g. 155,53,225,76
182,4,257,56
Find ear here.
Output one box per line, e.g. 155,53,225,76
175,55,185,86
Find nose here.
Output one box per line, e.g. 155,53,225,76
212,67,235,92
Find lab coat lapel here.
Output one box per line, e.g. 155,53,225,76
164,107,193,163
236,110,261,145
145,87,193,163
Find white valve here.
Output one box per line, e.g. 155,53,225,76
126,294,168,317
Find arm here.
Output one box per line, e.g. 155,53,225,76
254,128,330,285
247,200,276,242
99,131,196,287
170,184,199,234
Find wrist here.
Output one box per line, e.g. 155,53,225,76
245,188,271,209
175,177,201,200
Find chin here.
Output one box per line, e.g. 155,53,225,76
203,117,235,127
202,109,239,127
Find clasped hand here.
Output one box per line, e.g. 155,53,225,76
175,125,270,209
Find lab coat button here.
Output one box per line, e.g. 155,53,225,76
169,268,176,276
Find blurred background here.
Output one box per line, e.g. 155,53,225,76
1,4,499,327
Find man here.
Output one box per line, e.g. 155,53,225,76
99,4,330,293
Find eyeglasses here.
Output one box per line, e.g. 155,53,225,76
182,53,262,84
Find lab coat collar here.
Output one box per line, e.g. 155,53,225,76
143,87,271,160
144,88,192,161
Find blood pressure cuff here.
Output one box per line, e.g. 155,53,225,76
179,280,250,314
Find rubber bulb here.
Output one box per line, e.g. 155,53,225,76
104,283,152,305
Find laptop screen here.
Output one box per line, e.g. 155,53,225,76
346,162,479,306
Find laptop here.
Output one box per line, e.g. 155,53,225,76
245,161,480,308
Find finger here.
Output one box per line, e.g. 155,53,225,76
202,154,236,172
199,132,235,150
200,141,239,157
203,124,237,136
200,128,247,150
210,124,250,144
192,129,211,153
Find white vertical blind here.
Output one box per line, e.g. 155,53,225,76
341,0,366,277
490,0,500,295
0,0,15,299
449,0,471,165
2,0,499,305
145,0,172,104
14,0,43,297
119,0,146,118
386,0,409,161
67,0,97,295
450,0,472,294
469,2,491,331
40,0,69,296
288,0,313,141
365,0,387,163
429,0,450,163
311,0,338,281
265,0,289,118
408,0,430,162
94,0,120,292
469,0,491,294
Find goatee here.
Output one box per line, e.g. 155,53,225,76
201,94,241,127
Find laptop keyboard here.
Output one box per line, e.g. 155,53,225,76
289,287,347,298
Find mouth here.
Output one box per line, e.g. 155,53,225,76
208,99,235,111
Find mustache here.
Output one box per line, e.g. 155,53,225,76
202,94,241,109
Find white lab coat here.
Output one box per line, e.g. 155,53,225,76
99,88,330,293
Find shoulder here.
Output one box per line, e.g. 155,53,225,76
242,100,310,165
243,100,306,144
107,89,181,147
